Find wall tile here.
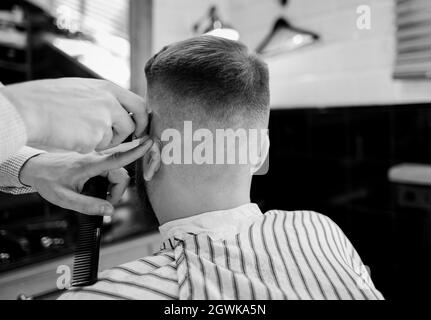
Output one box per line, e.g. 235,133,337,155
153,0,431,107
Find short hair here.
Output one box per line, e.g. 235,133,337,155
145,35,270,126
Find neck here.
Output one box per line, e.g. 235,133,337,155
151,177,252,225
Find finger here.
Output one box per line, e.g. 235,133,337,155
95,126,114,151
100,140,141,156
109,83,148,138
144,139,161,181
130,109,150,139
58,187,114,216
100,168,130,204
109,103,135,148
91,137,154,175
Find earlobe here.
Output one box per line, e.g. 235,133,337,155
143,138,162,181
250,132,270,175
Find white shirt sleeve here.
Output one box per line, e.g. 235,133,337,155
321,214,384,299
0,146,45,194
0,83,28,164
0,82,46,194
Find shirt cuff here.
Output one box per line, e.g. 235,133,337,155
0,147,45,194
0,90,28,164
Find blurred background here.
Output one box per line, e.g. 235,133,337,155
1,0,431,300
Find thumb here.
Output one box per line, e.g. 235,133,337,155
89,137,154,176
59,187,114,216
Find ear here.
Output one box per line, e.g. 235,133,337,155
143,139,162,181
250,130,270,175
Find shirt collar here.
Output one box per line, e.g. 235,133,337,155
159,203,262,250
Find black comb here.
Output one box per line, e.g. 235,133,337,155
72,176,109,287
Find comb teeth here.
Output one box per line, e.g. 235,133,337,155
71,176,109,287
72,215,103,287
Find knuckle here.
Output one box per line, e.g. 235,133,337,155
102,79,114,89
92,126,111,142
125,176,131,185
77,145,93,154
73,201,93,215
52,188,65,202
55,191,76,211
123,121,135,135
95,106,112,123
93,151,105,157
71,156,93,172
78,206,91,215
110,152,123,162
121,170,131,182
97,79,111,89
92,129,105,142
97,91,116,108
121,167,130,177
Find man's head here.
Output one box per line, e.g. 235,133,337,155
137,35,270,224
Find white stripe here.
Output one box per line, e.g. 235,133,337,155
235,233,254,300
58,207,384,301
273,210,313,299
320,216,380,300
260,215,288,299
183,235,207,299
95,277,176,299
286,211,326,299
200,235,223,300
217,239,236,299
175,242,191,300
223,235,251,300
298,211,340,299
264,213,299,299
304,211,354,299
311,213,366,300
237,225,269,299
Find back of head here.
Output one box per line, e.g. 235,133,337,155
138,35,270,222
145,35,270,131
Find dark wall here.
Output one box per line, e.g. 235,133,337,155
251,104,431,300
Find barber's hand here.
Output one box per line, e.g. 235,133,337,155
0,78,149,153
20,137,157,216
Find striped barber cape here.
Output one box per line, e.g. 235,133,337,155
59,204,384,300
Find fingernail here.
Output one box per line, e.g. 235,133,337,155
139,136,150,144
144,170,153,181
101,204,114,215
148,152,154,165
155,139,163,150
141,138,153,148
